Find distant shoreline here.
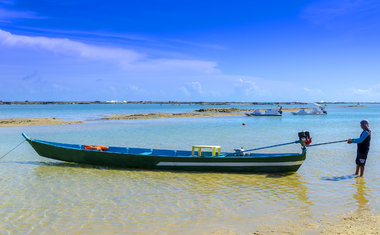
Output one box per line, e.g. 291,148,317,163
0,101,378,105
0,108,308,127
99,108,309,121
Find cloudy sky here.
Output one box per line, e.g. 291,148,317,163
1,0,380,101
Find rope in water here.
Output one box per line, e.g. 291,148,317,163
0,139,26,161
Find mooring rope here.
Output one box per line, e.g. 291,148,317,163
0,139,26,161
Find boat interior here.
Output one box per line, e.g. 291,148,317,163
34,139,205,156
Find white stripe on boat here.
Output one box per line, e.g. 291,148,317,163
156,161,304,167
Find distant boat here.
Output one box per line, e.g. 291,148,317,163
346,103,364,107
292,103,327,115
246,106,282,116
292,109,327,115
22,133,306,173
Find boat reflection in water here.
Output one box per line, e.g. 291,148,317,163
29,160,313,234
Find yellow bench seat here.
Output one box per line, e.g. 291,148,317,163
192,145,221,156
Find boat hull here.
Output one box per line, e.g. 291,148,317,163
23,134,306,173
245,113,282,117
291,112,327,115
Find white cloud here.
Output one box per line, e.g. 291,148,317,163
302,0,380,24
0,29,143,63
189,81,203,94
179,81,204,96
127,58,219,73
0,29,219,73
127,84,147,94
0,7,44,21
179,86,191,96
351,84,380,97
167,38,224,50
235,78,267,96
128,84,139,92
303,87,324,95
0,31,310,101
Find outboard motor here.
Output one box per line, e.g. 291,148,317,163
298,131,312,149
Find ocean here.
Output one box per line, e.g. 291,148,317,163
0,104,379,234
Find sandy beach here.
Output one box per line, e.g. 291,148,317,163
99,112,243,120
321,213,380,235
254,212,380,234
0,118,84,127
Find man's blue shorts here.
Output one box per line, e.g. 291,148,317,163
356,152,368,167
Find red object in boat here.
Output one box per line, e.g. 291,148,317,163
84,145,109,151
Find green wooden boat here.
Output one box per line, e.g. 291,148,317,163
22,133,307,173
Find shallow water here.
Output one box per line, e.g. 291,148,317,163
0,104,379,234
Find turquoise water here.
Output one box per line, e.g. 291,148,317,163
0,104,379,233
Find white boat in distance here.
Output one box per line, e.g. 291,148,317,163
292,103,327,115
246,106,282,116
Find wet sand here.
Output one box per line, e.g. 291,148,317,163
254,212,380,234
321,213,380,234
100,112,242,120
0,118,84,127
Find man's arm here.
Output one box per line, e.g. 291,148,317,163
350,131,369,144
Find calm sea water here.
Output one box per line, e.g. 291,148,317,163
0,104,379,234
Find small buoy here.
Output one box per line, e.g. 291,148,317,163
242,123,246,126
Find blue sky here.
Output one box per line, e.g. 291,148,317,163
1,0,380,101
